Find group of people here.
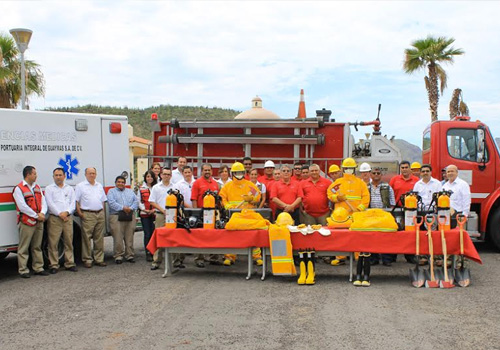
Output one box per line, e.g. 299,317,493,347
13,156,471,284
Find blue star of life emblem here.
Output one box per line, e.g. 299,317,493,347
58,154,80,180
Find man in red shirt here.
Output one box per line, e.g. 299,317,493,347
292,162,303,182
242,157,252,180
258,160,275,188
299,164,331,225
191,164,219,208
270,164,302,225
389,160,420,264
389,161,420,207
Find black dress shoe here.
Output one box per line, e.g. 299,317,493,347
65,266,78,272
151,265,159,270
127,258,135,263
34,270,50,276
382,261,392,267
49,268,58,274
20,273,31,279
371,260,380,266
115,259,123,264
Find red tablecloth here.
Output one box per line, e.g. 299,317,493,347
290,229,482,264
147,227,482,264
147,228,269,252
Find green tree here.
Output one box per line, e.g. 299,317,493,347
0,32,45,108
403,35,464,122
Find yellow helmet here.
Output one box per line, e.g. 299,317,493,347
328,164,340,173
331,207,351,223
411,162,421,170
341,157,357,168
276,212,294,226
231,162,245,172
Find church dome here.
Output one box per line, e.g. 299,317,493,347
234,96,280,120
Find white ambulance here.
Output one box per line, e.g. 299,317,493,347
0,109,130,261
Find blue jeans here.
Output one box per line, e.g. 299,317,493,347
140,216,155,252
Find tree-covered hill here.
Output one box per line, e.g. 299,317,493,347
46,104,240,139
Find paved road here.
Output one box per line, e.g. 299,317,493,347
1,233,499,350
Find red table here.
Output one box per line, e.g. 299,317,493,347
147,227,482,280
147,228,269,279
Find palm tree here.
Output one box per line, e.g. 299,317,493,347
403,36,464,122
449,88,469,119
0,32,45,108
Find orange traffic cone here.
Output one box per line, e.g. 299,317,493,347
297,89,306,119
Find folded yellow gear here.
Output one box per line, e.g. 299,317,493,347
225,209,270,230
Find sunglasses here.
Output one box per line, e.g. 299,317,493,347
371,172,381,175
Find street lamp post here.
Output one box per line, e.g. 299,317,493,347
9,28,33,110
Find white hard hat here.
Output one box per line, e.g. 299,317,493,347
359,162,371,172
264,160,275,168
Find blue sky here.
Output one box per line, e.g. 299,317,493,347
3,1,500,146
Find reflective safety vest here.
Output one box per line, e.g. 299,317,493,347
139,187,154,218
14,182,42,226
268,224,296,276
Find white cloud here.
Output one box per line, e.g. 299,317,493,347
3,1,500,143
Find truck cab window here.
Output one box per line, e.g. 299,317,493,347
447,128,488,162
422,131,431,151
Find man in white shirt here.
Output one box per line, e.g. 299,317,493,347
45,167,77,273
75,167,107,268
413,164,442,211
148,167,176,270
13,166,48,278
171,156,187,185
175,166,195,208
442,164,471,227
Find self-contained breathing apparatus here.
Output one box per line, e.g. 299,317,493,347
392,190,453,231
202,189,227,229
165,188,191,232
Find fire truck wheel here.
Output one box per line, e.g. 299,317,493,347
0,252,9,260
488,208,500,251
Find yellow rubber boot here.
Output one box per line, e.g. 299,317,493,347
306,251,315,285
297,251,307,285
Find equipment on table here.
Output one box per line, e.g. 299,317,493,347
349,208,398,232
225,209,270,230
202,190,216,229
327,207,353,229
276,212,294,226
438,215,455,288
434,191,452,231
183,209,202,228
165,189,179,228
403,191,419,231
424,215,439,288
228,208,273,222
268,224,296,276
455,215,471,287
409,215,425,288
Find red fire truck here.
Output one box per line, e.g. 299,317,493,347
422,115,500,249
150,108,500,250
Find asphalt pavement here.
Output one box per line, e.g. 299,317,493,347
1,233,499,350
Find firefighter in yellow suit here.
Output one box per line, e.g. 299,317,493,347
327,157,370,265
219,162,263,266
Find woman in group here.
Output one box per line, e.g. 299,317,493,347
150,162,162,180
137,170,157,261
216,165,231,188
249,168,266,208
